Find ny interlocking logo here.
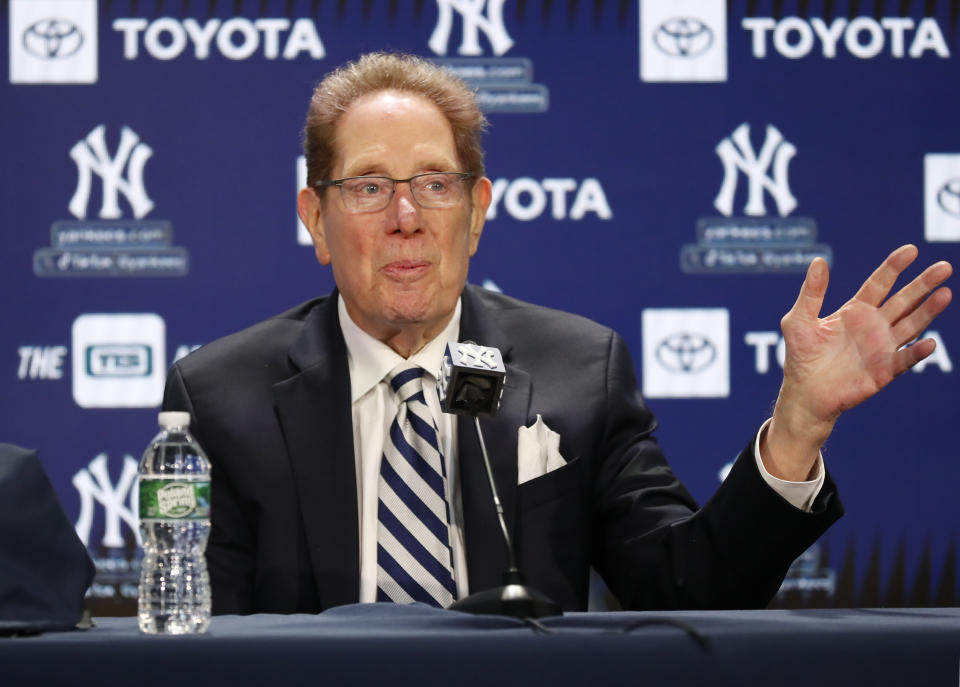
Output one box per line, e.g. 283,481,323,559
683,122,828,274
427,0,548,113
33,124,187,278
69,125,154,220
456,342,500,369
430,0,514,56
714,123,797,218
73,453,141,547
683,122,825,274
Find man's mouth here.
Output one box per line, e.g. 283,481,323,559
381,260,431,280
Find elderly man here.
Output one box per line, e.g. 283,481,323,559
163,53,952,615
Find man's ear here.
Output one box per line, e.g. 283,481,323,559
467,177,492,256
297,187,331,265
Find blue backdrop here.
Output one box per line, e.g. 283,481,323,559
3,0,959,613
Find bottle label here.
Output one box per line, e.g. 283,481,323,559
139,480,211,519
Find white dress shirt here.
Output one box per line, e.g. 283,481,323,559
337,295,825,603
339,296,469,602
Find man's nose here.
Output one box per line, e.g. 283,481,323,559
389,183,421,233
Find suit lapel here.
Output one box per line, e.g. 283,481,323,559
457,286,532,592
273,294,360,609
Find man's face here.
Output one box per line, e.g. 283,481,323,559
298,90,491,348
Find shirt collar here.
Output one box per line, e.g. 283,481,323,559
338,294,462,403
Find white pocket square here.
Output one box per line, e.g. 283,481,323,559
517,414,567,485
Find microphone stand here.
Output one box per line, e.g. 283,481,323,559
447,415,562,619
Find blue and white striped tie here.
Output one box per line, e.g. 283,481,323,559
376,364,456,607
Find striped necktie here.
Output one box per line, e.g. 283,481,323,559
376,364,456,607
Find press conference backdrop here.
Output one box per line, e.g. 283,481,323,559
2,0,959,615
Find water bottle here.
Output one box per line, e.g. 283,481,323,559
138,411,212,634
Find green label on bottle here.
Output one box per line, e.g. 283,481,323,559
139,480,210,519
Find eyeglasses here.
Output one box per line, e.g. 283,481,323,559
314,172,474,214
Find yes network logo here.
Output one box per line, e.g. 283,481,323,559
71,313,166,408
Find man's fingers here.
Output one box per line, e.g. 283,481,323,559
879,260,953,325
788,256,829,321
894,337,938,376
852,244,919,306
892,286,953,347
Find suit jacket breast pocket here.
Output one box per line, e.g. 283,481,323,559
515,456,588,602
517,456,583,512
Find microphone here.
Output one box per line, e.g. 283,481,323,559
438,341,561,619
437,341,506,416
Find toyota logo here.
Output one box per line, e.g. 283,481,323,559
653,17,713,58
655,333,716,373
23,18,84,60
937,178,960,218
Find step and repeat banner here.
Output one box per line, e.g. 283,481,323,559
2,0,959,614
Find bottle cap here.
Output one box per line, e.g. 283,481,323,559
158,411,191,428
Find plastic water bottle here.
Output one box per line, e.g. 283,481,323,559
138,411,212,634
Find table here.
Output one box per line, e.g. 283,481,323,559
3,605,960,686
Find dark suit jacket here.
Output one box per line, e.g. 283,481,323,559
163,285,843,614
